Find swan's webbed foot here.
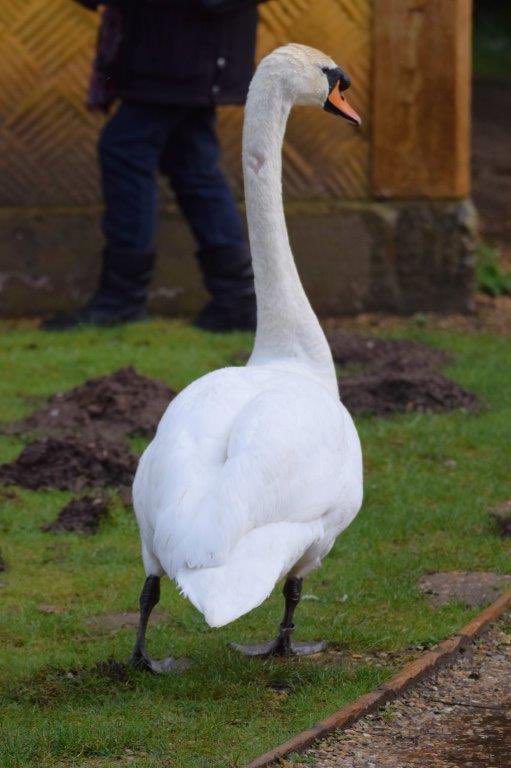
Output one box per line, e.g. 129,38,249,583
230,630,326,658
130,575,189,674
130,647,188,674
230,576,327,658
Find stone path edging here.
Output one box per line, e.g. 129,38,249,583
245,590,511,768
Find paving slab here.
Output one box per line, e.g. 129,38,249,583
419,571,511,608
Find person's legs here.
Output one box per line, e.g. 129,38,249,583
42,102,179,329
160,106,256,331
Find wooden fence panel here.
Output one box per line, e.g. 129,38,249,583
0,0,371,206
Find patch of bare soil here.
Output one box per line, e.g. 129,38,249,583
326,332,451,373
37,604,66,615
92,659,131,682
0,488,18,504
84,611,169,633
42,494,109,535
325,331,479,416
299,616,511,768
0,437,137,492
323,292,511,336
420,571,511,608
310,645,419,674
489,500,511,537
341,371,479,417
3,367,174,445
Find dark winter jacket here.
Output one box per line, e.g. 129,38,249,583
77,1,262,107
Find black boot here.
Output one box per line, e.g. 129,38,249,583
41,248,155,330
194,245,256,332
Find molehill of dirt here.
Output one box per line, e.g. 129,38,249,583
326,332,452,373
341,370,479,416
42,494,109,535
3,366,174,445
0,367,166,532
0,338,480,505
0,437,137,492
326,331,479,416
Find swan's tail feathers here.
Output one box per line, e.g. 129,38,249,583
175,520,324,628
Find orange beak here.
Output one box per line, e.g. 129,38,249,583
325,83,361,126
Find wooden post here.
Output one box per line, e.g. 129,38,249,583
372,0,472,198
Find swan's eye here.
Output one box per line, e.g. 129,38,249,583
321,66,351,93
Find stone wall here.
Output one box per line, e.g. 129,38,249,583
0,199,476,318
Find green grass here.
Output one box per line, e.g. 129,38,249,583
0,319,510,768
476,244,511,297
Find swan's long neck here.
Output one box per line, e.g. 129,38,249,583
243,68,336,389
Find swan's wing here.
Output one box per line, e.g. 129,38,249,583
176,519,324,627
151,377,361,578
133,366,266,570
175,381,361,627
134,367,362,627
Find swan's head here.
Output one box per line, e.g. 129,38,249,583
258,44,361,126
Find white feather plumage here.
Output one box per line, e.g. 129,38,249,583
133,44,363,629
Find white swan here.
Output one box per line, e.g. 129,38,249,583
131,44,363,672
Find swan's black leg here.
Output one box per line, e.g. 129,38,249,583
273,576,305,655
230,576,327,658
130,576,188,673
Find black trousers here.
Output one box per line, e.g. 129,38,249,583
99,101,245,257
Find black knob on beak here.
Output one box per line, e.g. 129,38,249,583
322,66,351,93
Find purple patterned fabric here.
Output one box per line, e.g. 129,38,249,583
87,3,124,112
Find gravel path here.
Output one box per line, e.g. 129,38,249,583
295,615,511,768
